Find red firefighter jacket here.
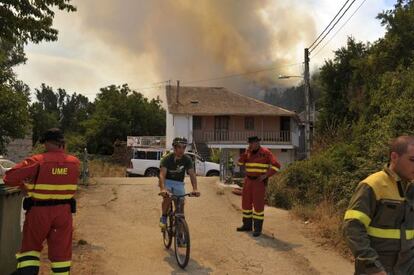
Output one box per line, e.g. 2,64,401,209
3,149,80,200
238,146,281,178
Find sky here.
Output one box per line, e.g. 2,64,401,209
15,0,396,101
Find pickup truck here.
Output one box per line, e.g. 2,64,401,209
126,148,220,177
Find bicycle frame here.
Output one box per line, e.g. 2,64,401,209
160,193,195,269
169,193,193,219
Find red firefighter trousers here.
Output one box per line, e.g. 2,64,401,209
17,204,72,274
242,178,265,220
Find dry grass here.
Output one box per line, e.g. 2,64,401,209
292,200,352,258
88,159,126,178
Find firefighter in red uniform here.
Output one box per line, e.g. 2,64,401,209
3,128,80,275
236,136,281,237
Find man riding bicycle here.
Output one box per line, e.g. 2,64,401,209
159,137,200,228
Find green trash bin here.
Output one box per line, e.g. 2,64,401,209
0,181,23,275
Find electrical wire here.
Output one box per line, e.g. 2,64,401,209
308,0,351,49
181,62,302,85
312,0,368,59
309,0,358,53
29,63,304,97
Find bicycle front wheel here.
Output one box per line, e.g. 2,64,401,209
163,214,173,249
174,218,191,268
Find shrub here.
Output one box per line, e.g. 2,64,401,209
267,141,381,210
210,148,220,164
88,158,125,177
65,133,87,154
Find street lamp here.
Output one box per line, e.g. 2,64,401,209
278,71,311,159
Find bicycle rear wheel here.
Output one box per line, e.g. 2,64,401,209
174,218,191,268
162,213,173,249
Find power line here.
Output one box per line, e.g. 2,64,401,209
312,0,368,59
181,62,302,85
308,0,351,49
133,81,170,91
29,63,304,98
309,0,358,53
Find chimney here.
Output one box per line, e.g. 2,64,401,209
166,81,171,97
176,80,180,104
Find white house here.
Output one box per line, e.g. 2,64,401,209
165,85,301,168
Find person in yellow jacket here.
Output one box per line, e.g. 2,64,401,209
343,136,414,275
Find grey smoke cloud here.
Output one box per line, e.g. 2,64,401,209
76,0,316,92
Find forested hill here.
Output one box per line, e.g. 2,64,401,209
268,0,414,219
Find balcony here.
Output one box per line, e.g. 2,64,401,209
193,130,292,144
127,136,166,147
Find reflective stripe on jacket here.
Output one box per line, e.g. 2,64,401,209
343,166,414,274
237,146,281,178
4,150,80,200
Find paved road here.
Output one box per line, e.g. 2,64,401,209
54,177,353,275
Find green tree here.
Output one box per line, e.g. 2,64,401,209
30,84,93,147
30,84,60,144
268,0,414,216
263,83,320,114
61,92,93,133
84,84,166,154
317,37,367,132
0,0,76,151
0,85,31,153
0,0,76,85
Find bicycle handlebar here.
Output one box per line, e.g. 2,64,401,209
158,192,199,198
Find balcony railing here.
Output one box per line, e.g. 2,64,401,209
193,130,292,144
127,136,166,147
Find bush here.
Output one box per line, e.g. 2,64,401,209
267,141,382,210
265,2,414,255
31,142,46,155
65,133,87,154
266,174,295,209
88,158,126,177
210,148,220,164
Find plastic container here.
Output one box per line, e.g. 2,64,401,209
0,182,23,275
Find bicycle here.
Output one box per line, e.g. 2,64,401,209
159,192,197,269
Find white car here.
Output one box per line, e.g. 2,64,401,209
126,148,220,177
0,157,16,178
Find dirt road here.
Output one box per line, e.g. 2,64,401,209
61,177,353,274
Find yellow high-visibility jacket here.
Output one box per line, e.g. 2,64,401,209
343,166,414,275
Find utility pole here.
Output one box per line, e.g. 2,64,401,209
304,48,311,159
82,147,88,185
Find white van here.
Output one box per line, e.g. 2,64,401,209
126,148,220,177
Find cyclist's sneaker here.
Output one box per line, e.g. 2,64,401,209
159,215,167,229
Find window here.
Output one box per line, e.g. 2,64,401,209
193,116,202,130
280,116,291,131
134,151,146,159
245,117,254,130
146,151,158,160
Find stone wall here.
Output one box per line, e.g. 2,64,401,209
5,137,32,162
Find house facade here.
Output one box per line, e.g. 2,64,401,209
165,85,300,168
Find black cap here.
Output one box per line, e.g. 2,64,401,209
248,136,261,143
39,128,65,144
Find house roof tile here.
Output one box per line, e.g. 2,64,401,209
166,85,295,116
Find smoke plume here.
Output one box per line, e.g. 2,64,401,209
75,0,316,94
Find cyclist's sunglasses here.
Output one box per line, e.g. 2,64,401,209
175,145,187,150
